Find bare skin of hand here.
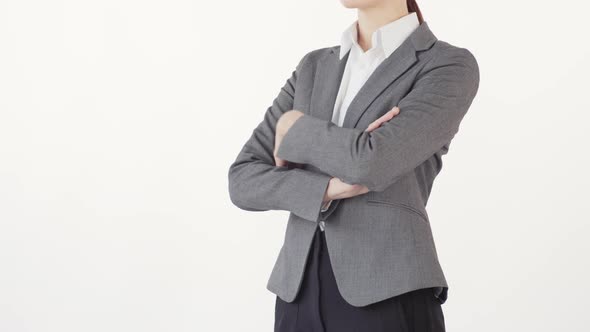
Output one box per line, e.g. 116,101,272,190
273,107,401,202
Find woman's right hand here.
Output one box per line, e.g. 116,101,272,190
323,177,369,201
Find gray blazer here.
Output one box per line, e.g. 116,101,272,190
228,21,480,307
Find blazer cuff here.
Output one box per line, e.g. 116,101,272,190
319,198,340,221
320,199,333,212
276,114,326,166
292,171,332,222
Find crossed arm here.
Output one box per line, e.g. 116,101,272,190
227,52,335,222
274,107,400,212
228,47,479,221
275,48,480,192
227,51,377,222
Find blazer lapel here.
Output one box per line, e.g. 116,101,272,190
310,48,350,122
341,21,437,129
310,21,437,129
313,22,437,222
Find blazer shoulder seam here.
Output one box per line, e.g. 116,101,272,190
299,46,336,68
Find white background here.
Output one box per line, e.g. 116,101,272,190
1,1,589,331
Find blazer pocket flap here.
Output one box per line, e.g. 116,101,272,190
365,192,429,223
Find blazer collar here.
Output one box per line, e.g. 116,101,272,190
339,12,420,60
311,21,437,129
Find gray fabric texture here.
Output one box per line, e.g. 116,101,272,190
228,21,480,307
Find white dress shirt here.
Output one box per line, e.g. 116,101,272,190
318,12,420,231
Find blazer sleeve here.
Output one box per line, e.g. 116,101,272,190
276,47,480,192
227,51,332,222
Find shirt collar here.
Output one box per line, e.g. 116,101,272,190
339,12,420,60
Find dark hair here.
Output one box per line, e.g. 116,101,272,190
407,0,424,24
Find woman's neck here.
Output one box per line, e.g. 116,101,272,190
356,4,409,52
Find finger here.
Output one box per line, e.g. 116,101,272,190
359,185,370,195
376,107,399,123
368,113,389,130
274,155,287,167
366,115,389,132
366,107,400,131
365,122,378,132
366,120,385,132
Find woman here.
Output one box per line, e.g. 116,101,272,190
228,0,480,331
